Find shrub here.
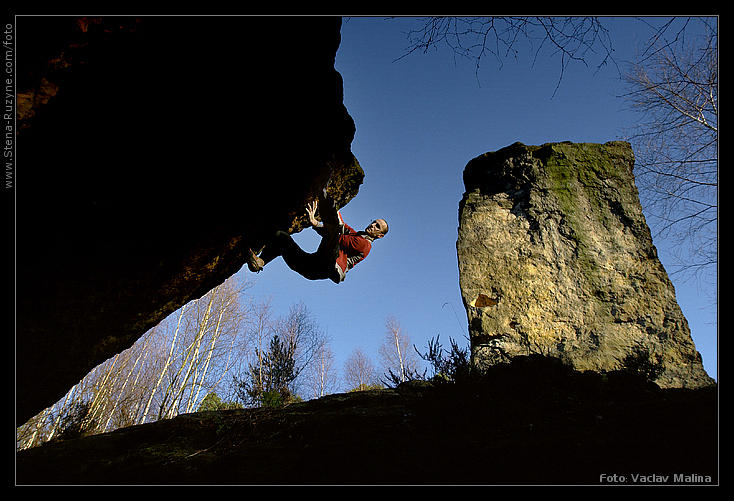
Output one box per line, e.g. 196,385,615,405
619,344,664,383
418,335,472,383
198,392,243,412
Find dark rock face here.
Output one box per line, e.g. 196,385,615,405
457,141,714,389
16,16,363,424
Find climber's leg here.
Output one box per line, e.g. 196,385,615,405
248,190,342,281
257,231,329,281
314,191,343,283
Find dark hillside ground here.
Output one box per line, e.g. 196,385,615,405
16,356,718,486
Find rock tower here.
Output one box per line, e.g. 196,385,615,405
457,141,713,388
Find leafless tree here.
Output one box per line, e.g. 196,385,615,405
17,276,251,449
235,297,275,406
396,16,717,288
109,276,248,424
393,16,616,95
343,348,380,391
150,277,247,420
378,316,420,384
16,409,47,450
622,17,717,285
17,326,159,449
232,300,330,405
272,302,327,398
303,338,339,399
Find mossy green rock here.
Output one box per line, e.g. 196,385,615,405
458,141,713,388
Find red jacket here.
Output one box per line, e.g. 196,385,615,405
315,212,373,281
337,222,372,275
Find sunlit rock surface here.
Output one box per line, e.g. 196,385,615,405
457,141,714,388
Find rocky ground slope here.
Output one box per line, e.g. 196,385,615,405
16,356,718,486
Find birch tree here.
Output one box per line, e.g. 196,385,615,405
233,301,327,406
303,340,338,399
343,348,380,392
378,316,420,384
153,277,247,420
18,330,155,447
236,298,275,406
273,302,326,398
17,276,251,450
622,17,717,285
138,305,188,423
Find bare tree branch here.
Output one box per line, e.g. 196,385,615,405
622,17,717,284
392,16,617,96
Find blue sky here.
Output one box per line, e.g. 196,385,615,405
238,16,717,387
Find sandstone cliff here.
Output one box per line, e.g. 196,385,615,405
16,16,363,424
457,141,713,388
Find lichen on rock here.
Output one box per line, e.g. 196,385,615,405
457,141,714,388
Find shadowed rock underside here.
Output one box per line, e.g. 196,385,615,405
16,16,363,424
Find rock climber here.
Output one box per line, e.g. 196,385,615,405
247,191,388,283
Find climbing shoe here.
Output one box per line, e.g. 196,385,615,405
247,249,264,273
